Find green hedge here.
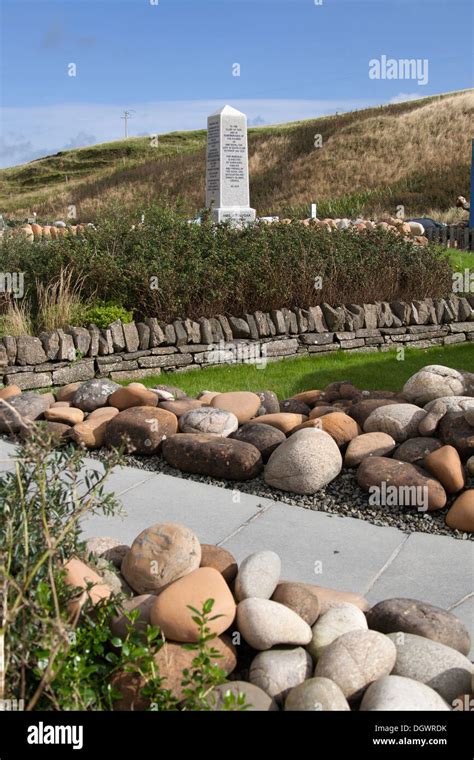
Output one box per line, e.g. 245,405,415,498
0,203,453,323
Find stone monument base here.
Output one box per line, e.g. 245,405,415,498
211,207,256,225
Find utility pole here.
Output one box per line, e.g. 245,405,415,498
121,110,134,139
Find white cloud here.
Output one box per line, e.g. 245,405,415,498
388,93,420,104
1,97,379,169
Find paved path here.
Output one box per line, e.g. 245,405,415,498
1,438,472,656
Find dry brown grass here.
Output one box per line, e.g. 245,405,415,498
0,298,33,337
247,92,474,216
35,267,91,332
305,93,473,197
2,91,472,221
425,207,469,225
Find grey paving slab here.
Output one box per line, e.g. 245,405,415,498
220,502,406,594
81,458,160,497
81,473,273,546
366,531,474,610
0,440,157,495
0,438,17,472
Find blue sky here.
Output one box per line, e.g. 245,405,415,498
1,0,472,168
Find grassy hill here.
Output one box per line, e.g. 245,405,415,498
1,90,472,222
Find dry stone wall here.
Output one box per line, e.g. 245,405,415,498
1,296,473,391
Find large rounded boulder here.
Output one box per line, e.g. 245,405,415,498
403,365,466,405
108,383,159,410
162,433,263,480
366,598,471,655
364,404,427,442
70,408,119,449
72,378,120,412
438,411,474,461
318,412,361,447
387,633,473,703
104,406,178,454
179,407,238,437
249,647,312,704
357,456,447,511
0,391,53,433
314,629,397,701
344,432,396,468
238,599,312,650
393,437,442,464
445,490,474,532
230,422,285,462
210,391,261,424
149,567,236,642
264,428,342,494
360,676,450,711
121,522,201,594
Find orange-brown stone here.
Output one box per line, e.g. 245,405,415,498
108,383,159,411
150,567,236,642
424,445,465,494
0,385,21,401
252,413,308,434
446,490,474,532
56,382,82,402
210,391,261,424
64,557,111,615
154,635,237,700
319,412,361,446
44,406,85,425
200,544,238,584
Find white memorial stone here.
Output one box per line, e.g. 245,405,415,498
206,105,256,225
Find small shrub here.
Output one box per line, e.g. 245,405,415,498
82,302,134,329
0,425,125,709
0,425,241,711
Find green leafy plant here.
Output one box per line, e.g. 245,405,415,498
179,599,228,710
82,302,134,329
144,599,249,712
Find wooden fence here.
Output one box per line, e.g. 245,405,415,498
425,225,474,251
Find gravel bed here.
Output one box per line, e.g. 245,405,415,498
86,448,474,541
